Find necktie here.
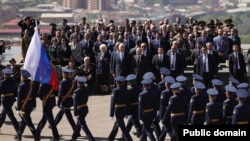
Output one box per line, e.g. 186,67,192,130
171,53,175,69
203,55,206,72
235,53,238,69
120,53,123,61
137,55,140,65
159,55,163,62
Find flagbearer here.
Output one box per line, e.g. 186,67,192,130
15,69,40,141
36,83,60,141
71,76,96,141
0,68,19,133
54,67,78,136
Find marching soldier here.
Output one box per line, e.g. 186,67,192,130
0,68,19,132
54,67,78,136
159,76,176,141
139,79,158,141
71,76,95,141
188,81,207,125
205,88,223,125
36,83,60,141
158,67,171,92
108,76,133,141
223,85,238,124
232,89,250,125
125,74,142,138
211,79,227,104
162,82,186,141
15,69,40,141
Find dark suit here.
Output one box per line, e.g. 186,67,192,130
112,52,132,77
207,49,219,74
197,54,216,88
131,54,148,85
166,51,184,78
123,39,135,54
213,36,229,63
57,44,71,67
80,39,95,63
152,39,170,54
36,83,59,140
228,52,247,83
196,36,213,47
191,48,202,73
151,54,170,83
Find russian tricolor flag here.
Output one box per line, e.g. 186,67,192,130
24,22,58,90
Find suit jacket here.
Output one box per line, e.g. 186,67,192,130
131,54,148,84
213,36,229,58
123,39,135,54
228,52,246,75
196,36,213,47
191,48,202,65
151,39,170,54
145,36,155,54
167,51,184,76
57,44,71,66
112,52,132,77
197,54,216,76
152,54,170,82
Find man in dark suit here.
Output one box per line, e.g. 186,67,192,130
129,40,141,56
196,30,213,47
197,46,217,88
111,43,132,77
166,41,184,78
145,29,155,54
191,41,202,73
228,28,241,52
141,42,153,70
213,28,229,63
206,42,219,75
135,29,147,45
228,44,247,83
80,32,95,63
151,32,169,54
131,47,149,85
152,47,170,83
123,31,135,54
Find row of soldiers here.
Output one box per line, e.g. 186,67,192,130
109,67,250,141
0,67,95,141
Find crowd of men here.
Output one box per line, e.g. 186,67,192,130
0,15,249,141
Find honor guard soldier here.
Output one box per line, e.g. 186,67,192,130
205,88,223,125
71,76,95,141
54,67,78,136
188,81,207,125
162,82,186,141
139,79,158,141
16,70,40,141
236,82,250,106
190,73,204,95
143,72,161,139
232,89,250,125
125,74,142,138
159,76,176,141
36,83,59,141
223,85,238,124
0,68,19,132
158,67,171,92
228,76,240,87
108,76,133,141
176,75,192,123
211,79,227,103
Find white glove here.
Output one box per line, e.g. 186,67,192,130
16,111,20,115
140,120,144,124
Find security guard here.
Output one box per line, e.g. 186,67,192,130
139,79,158,141
188,81,207,125
205,88,223,125
125,74,142,138
71,76,95,141
211,78,227,103
162,82,186,141
237,82,250,106
232,89,250,125
54,67,78,136
0,68,19,132
15,69,39,141
36,83,59,141
158,67,171,92
159,76,175,141
143,72,161,139
108,76,132,141
223,85,238,124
